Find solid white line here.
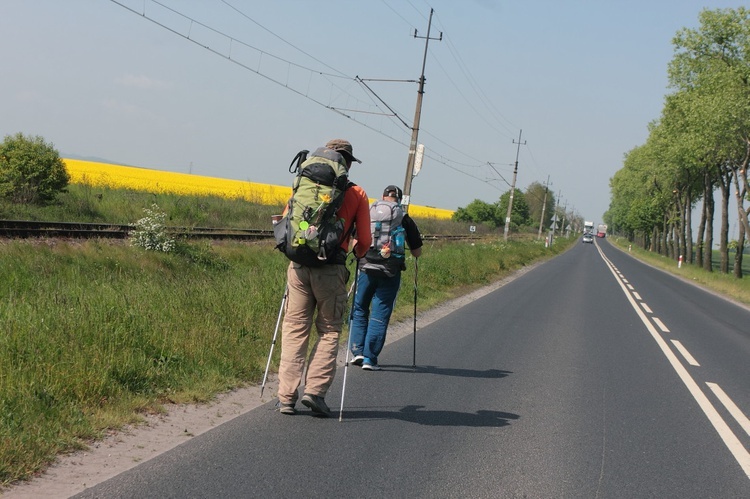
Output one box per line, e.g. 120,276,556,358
633,292,642,301
641,302,653,314
707,383,750,437
652,317,670,333
671,340,700,366
596,245,750,480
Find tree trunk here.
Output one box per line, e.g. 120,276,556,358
696,192,706,267
685,188,694,265
675,194,685,263
703,172,714,272
733,142,750,246
734,221,745,279
718,164,732,274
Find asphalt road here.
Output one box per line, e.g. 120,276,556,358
75,239,750,498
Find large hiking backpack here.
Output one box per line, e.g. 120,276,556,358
361,199,406,278
274,147,350,266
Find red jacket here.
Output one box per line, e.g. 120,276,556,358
338,184,371,258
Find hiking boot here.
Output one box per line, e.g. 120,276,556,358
277,401,296,415
301,393,332,418
362,362,381,371
350,355,365,366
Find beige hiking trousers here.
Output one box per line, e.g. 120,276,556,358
277,262,350,405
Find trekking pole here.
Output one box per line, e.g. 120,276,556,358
260,284,288,399
412,257,418,368
339,260,360,421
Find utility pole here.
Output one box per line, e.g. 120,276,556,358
402,8,442,213
537,175,550,240
552,189,561,237
503,129,526,241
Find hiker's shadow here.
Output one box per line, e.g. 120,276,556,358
343,405,520,427
385,365,512,379
339,365,516,426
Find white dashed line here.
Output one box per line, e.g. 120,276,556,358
596,245,750,479
640,302,653,314
652,317,670,333
671,340,700,366
707,383,750,437
633,292,642,301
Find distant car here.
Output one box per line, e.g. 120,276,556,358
582,234,594,244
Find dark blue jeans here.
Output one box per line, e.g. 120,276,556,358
349,270,401,366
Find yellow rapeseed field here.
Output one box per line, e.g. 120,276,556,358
64,159,454,219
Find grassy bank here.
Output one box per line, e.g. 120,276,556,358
609,237,750,307
0,183,281,229
1,228,575,485
0,183,482,237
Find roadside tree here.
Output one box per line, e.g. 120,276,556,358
0,133,69,204
497,188,531,232
453,199,501,227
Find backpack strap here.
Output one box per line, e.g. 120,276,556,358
288,150,309,174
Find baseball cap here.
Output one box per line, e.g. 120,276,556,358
325,139,361,163
383,185,403,201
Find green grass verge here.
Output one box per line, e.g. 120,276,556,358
609,237,750,307
0,230,575,485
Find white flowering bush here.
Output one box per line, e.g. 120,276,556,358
130,204,175,252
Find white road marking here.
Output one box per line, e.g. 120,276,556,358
596,245,750,480
633,292,642,301
640,302,653,314
671,340,700,366
652,317,670,333
627,284,634,290
707,383,750,438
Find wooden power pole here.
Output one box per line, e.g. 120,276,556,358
503,130,526,241
402,8,441,213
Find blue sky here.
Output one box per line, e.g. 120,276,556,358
1,0,746,225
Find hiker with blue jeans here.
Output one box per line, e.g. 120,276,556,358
349,185,423,370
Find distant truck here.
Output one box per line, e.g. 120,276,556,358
597,224,607,238
584,221,594,234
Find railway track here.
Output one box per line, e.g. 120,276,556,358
0,220,274,241
0,220,482,242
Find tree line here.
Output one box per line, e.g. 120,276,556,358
605,7,750,278
452,182,583,237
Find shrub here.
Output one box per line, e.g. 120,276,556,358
130,204,175,252
0,133,70,204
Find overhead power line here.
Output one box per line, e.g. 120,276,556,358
219,0,348,78
108,0,519,194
